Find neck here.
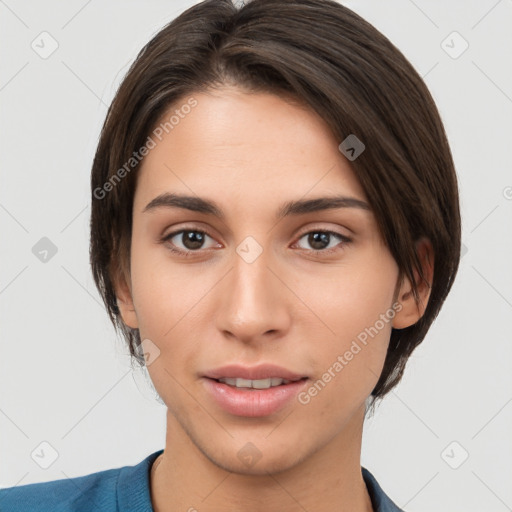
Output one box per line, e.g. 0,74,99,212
150,404,373,512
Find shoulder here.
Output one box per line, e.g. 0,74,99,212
0,450,163,512
362,466,406,512
0,467,120,512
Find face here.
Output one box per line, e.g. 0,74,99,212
118,87,413,475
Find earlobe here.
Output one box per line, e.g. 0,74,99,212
114,272,139,329
391,237,434,330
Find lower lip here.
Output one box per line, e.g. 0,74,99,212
202,378,309,417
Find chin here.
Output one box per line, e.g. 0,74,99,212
205,440,310,477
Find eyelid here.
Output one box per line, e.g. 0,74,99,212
161,226,219,248
293,224,352,242
292,228,352,253
295,222,350,234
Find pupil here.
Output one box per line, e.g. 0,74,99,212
183,231,204,250
309,232,329,250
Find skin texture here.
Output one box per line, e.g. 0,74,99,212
115,87,434,512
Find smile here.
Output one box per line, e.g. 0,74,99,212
203,377,309,417
216,377,295,389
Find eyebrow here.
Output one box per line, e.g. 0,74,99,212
143,192,371,219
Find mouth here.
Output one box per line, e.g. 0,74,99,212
209,376,308,390
201,363,310,417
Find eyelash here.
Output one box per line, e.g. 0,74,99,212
160,227,352,257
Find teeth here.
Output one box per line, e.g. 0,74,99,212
217,377,291,389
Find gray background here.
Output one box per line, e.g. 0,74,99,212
1,1,511,511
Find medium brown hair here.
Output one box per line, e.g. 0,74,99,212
90,0,461,406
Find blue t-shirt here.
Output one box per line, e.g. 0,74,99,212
0,449,404,511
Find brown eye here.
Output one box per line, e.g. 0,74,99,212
295,230,351,253
163,229,217,253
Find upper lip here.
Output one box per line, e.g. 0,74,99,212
203,364,308,381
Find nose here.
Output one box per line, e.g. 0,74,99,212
214,242,292,345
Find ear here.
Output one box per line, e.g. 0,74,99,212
113,270,139,329
391,237,434,329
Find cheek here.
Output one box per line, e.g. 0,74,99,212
128,244,220,408
297,251,397,339
293,251,397,394
129,240,203,337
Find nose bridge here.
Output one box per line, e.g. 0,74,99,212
215,237,290,341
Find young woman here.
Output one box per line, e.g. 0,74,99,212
0,0,460,510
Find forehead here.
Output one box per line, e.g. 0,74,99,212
134,88,368,210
